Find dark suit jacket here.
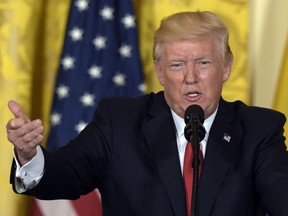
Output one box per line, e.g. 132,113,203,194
11,91,288,216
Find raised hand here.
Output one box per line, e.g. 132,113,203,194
6,100,44,165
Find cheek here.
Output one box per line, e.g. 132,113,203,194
204,73,224,94
163,72,184,86
168,71,184,82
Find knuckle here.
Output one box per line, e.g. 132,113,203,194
37,126,44,134
37,134,44,143
6,119,16,130
18,125,26,135
7,133,15,143
34,135,43,146
24,133,32,142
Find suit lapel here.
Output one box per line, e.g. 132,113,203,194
143,93,187,216
198,99,243,216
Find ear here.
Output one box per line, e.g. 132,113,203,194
222,64,231,82
154,61,164,86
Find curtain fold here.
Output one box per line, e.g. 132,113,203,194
0,1,70,215
274,39,288,141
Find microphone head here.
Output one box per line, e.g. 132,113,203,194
184,104,204,124
184,104,206,142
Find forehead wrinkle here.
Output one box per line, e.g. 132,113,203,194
163,39,218,64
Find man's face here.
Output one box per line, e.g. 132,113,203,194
154,37,231,119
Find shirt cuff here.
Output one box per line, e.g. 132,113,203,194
13,145,44,193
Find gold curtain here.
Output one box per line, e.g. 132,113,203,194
2,0,278,215
274,39,288,141
0,1,70,215
134,0,250,104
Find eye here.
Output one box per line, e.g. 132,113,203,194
169,62,185,70
196,60,211,68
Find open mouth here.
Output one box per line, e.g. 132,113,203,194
186,91,200,97
185,91,201,101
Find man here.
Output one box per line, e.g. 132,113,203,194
7,11,288,216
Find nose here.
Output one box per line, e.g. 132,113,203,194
184,62,197,84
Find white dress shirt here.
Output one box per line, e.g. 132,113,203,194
14,145,44,192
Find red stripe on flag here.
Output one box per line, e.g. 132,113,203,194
72,190,102,216
31,198,44,216
31,190,102,216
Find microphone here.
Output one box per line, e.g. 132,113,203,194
184,105,206,216
184,104,206,143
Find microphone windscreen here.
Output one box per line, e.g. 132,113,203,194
184,105,204,124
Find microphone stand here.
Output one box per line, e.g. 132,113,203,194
189,114,201,216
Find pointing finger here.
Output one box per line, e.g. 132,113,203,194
8,100,30,121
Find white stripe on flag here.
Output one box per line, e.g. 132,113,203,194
36,199,78,216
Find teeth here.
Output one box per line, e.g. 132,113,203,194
188,93,198,97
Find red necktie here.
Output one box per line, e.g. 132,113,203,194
183,142,203,216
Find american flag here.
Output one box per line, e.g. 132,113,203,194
32,0,144,215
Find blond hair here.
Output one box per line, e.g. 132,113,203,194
153,11,233,65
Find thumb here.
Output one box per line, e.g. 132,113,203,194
8,100,30,120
